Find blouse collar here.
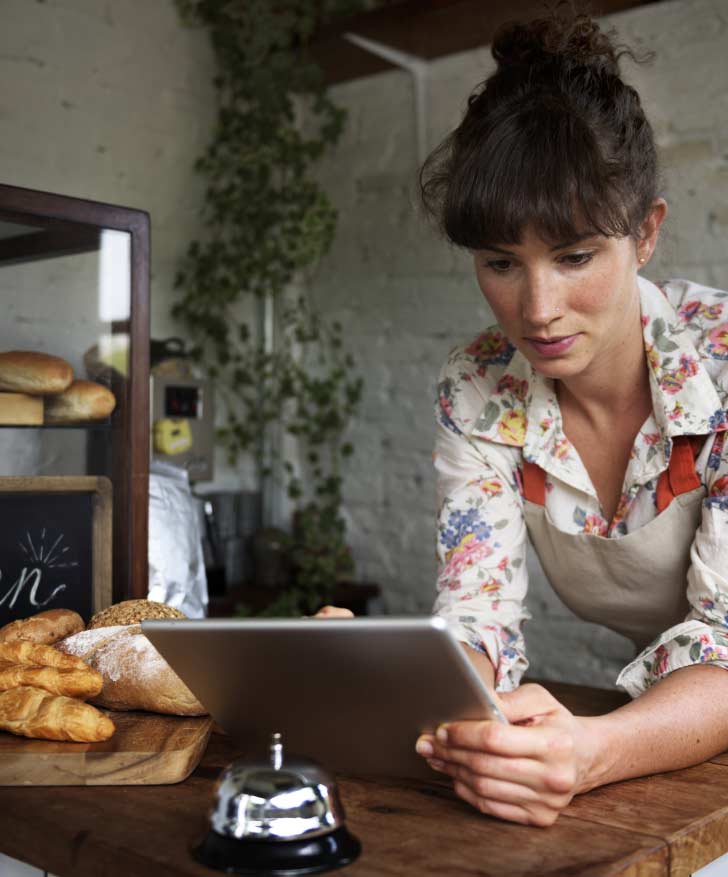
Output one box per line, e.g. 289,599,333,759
467,276,726,494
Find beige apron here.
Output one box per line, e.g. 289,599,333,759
522,436,706,652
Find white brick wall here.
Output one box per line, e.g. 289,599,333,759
0,0,267,493
309,0,728,687
0,0,216,340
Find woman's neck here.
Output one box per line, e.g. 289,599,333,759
556,309,652,431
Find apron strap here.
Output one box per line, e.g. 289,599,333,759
521,459,546,506
522,434,705,511
655,435,704,513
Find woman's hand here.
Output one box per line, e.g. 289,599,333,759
311,605,354,619
415,684,598,827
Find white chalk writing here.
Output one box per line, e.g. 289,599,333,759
0,567,67,609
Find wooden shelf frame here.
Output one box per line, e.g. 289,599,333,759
0,220,100,267
0,183,150,603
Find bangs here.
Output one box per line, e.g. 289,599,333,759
423,98,635,250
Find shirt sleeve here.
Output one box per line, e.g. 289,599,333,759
617,432,728,697
432,379,531,692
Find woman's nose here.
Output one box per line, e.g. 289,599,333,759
521,272,562,328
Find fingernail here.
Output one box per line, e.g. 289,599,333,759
435,725,448,744
428,758,446,771
415,738,434,757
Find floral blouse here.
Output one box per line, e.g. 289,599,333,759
433,276,728,696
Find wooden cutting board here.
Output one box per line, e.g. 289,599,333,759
0,710,214,786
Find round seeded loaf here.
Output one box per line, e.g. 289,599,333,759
87,599,185,630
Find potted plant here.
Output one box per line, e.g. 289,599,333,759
173,0,364,615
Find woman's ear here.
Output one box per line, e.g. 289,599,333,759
637,198,668,265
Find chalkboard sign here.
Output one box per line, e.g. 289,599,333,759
0,476,112,628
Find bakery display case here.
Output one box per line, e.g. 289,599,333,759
0,183,150,607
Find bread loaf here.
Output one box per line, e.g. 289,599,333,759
87,599,185,630
0,608,84,645
57,625,207,716
44,379,116,424
0,686,115,742
0,392,43,425
0,351,73,395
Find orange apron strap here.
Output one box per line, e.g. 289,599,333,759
522,459,546,506
656,435,704,514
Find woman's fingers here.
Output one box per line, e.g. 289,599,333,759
414,689,582,826
498,683,560,724
312,605,354,618
452,781,560,828
429,759,545,803
418,740,547,791
435,717,557,759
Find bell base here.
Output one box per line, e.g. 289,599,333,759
193,826,362,876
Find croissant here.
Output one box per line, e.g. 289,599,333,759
0,641,89,672
0,662,103,700
0,686,115,742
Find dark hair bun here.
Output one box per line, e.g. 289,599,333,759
419,5,658,251
492,8,621,77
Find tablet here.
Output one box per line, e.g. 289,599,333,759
142,616,506,779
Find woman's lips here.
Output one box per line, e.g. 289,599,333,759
525,334,579,357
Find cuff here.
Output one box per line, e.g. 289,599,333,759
448,620,529,693
616,619,728,698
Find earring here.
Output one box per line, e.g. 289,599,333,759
639,256,646,264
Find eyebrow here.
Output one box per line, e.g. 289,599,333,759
480,233,599,256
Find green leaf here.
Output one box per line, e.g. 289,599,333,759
477,401,500,432
654,336,679,353
674,635,692,647
171,0,367,598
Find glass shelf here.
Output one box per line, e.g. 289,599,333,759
0,422,113,430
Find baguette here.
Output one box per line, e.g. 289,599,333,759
0,609,84,645
0,686,114,742
58,625,207,716
0,351,73,395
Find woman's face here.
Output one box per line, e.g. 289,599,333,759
472,216,660,382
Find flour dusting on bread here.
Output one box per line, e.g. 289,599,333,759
57,624,206,716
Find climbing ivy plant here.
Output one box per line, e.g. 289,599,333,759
173,0,366,613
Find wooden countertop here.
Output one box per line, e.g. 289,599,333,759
1,681,727,877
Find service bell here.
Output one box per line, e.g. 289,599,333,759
195,732,361,875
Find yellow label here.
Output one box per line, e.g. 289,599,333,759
153,418,193,455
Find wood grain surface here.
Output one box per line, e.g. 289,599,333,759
0,710,213,785
0,730,671,877
0,682,727,876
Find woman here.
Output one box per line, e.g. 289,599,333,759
322,7,728,826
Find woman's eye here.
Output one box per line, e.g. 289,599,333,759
486,259,513,273
560,251,594,267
